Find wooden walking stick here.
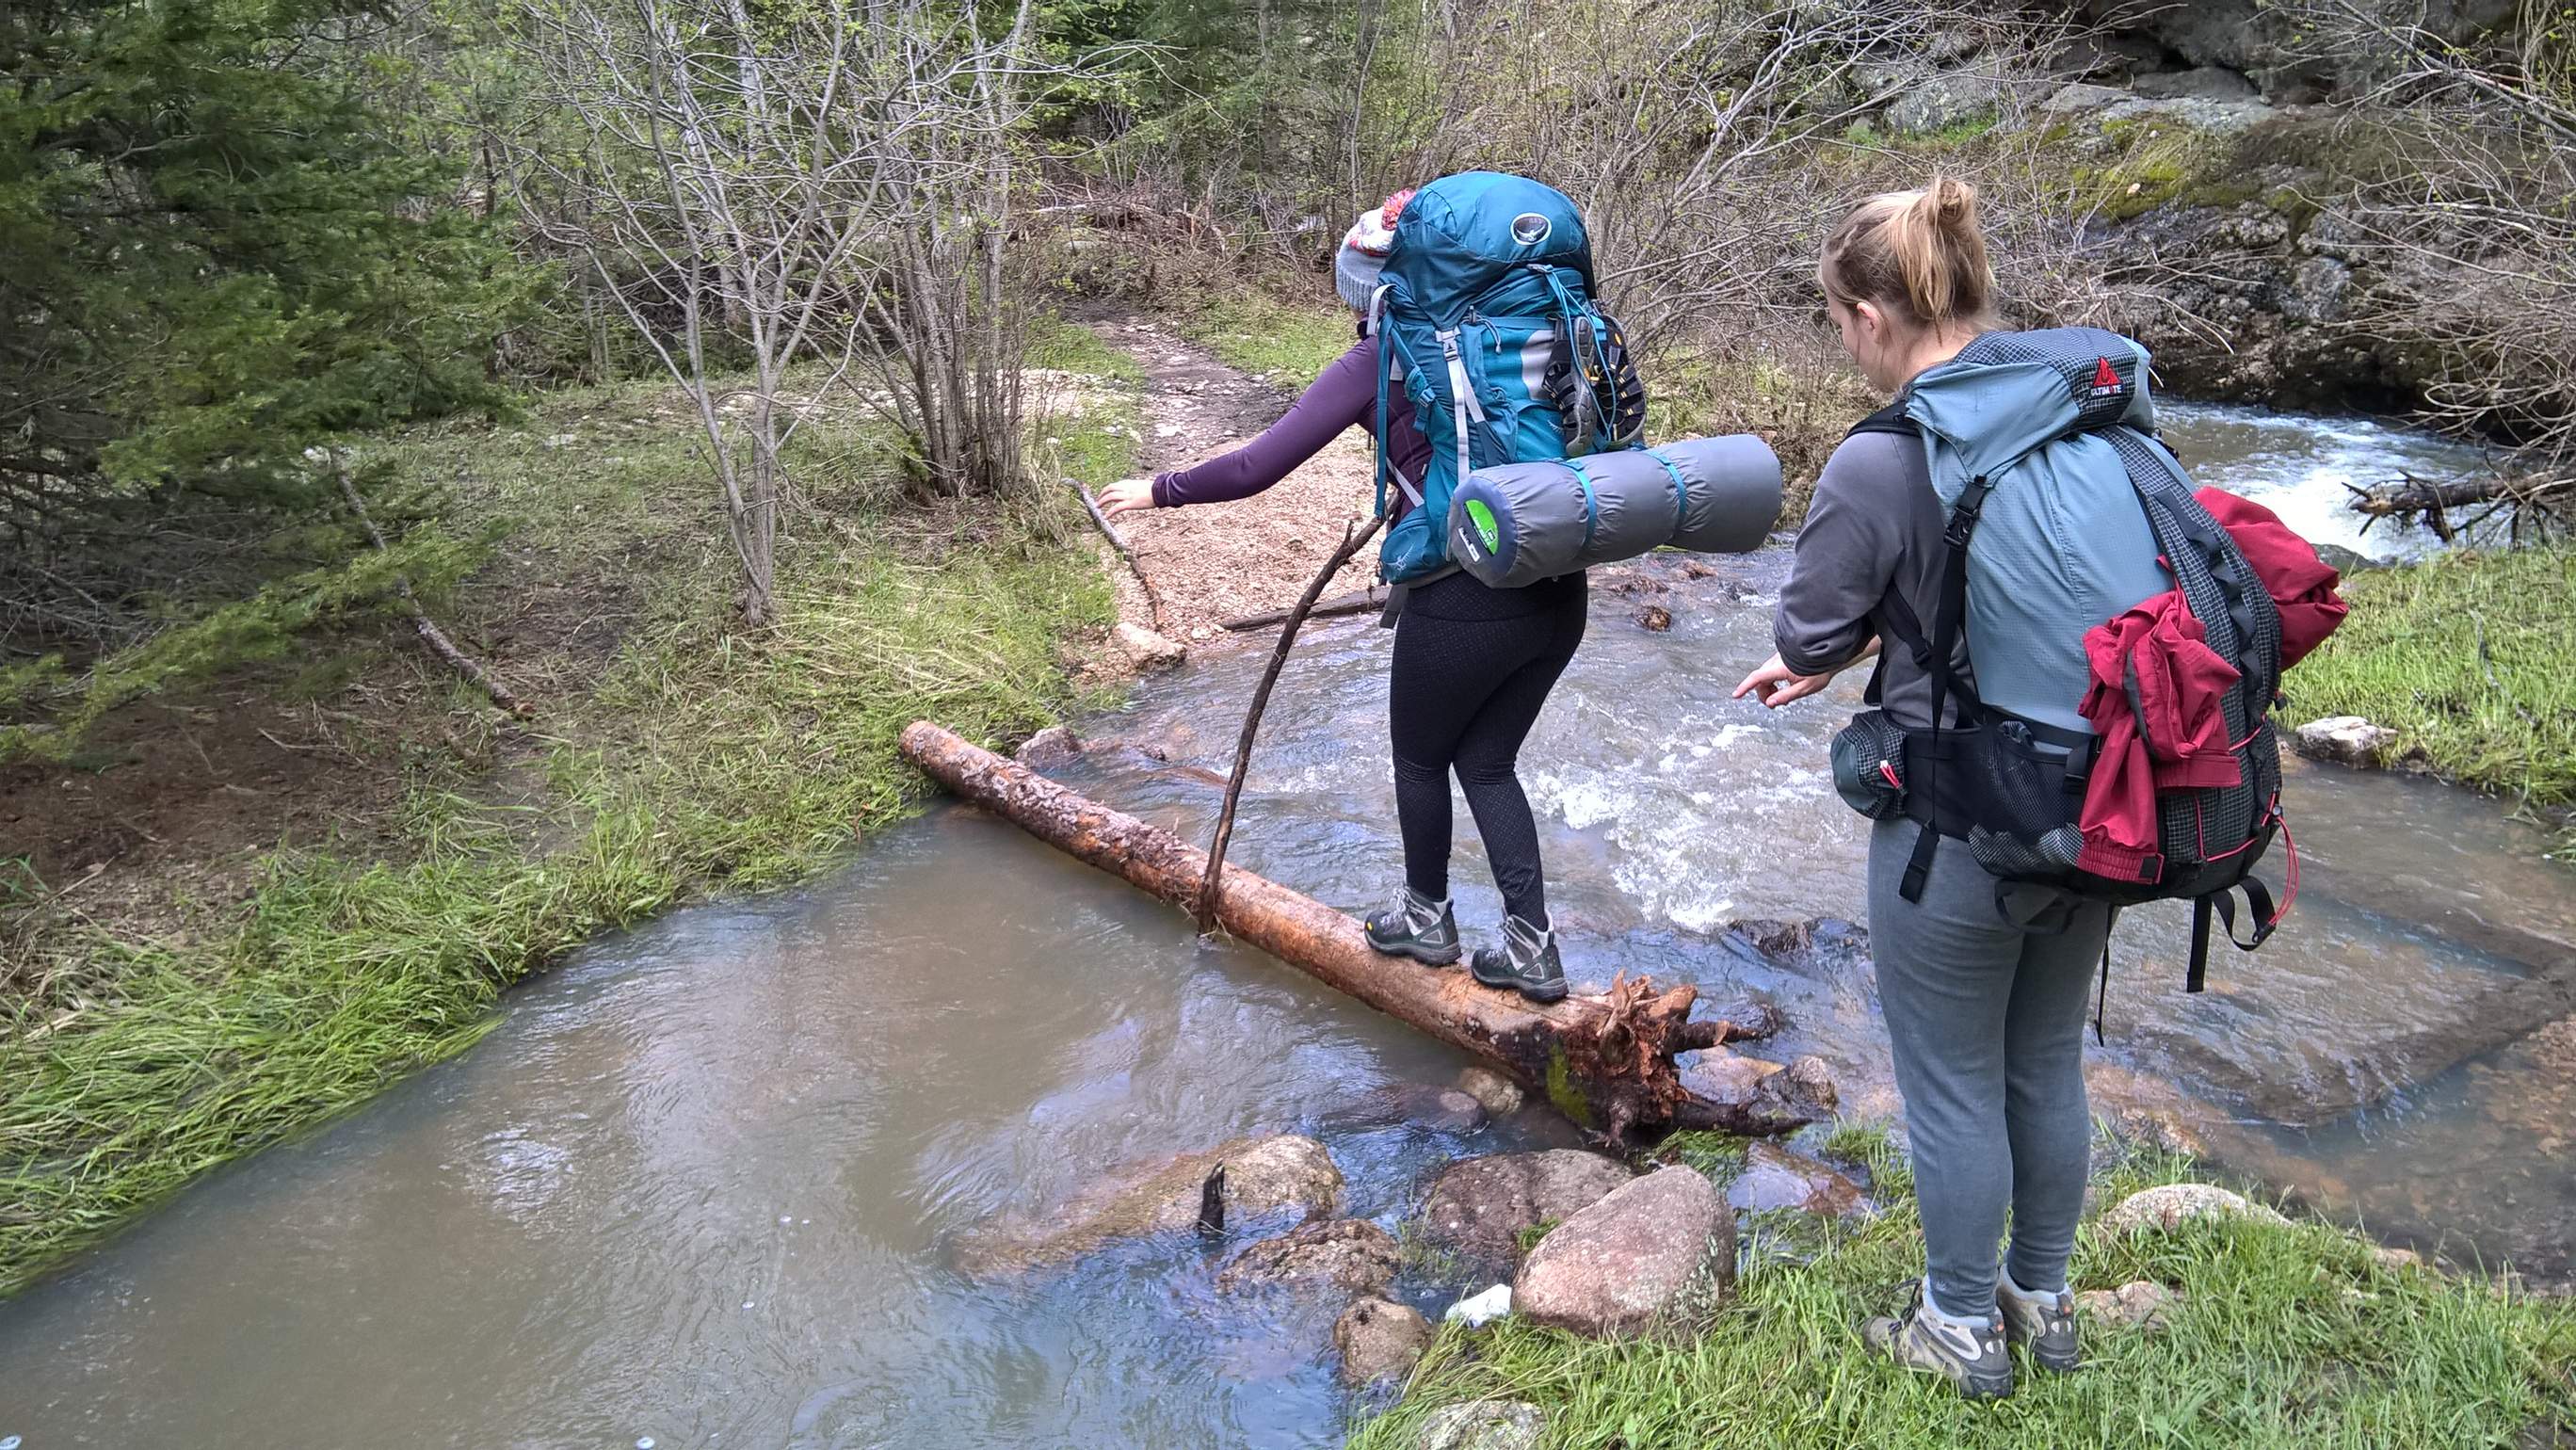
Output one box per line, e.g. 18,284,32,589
1194,512,1385,933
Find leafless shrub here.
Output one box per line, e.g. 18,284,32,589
2274,0,2576,480
1391,0,2082,353
523,0,1057,626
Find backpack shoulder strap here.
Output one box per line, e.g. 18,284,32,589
1846,400,1916,439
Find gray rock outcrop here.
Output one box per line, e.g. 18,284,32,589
1419,1150,1634,1260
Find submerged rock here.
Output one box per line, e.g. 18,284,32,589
1216,1218,1401,1297
2101,1183,2290,1236
1333,1297,1434,1384
1514,1167,1733,1338
1329,1085,1490,1134
1418,1399,1546,1450
1727,1142,1869,1219
956,1134,1340,1273
1420,1150,1633,1260
1677,1052,1840,1134
2294,715,2399,768
2077,1279,2181,1331
1012,725,1082,770
1453,1066,1525,1118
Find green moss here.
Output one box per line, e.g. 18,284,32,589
1543,1046,1596,1129
2073,118,2242,222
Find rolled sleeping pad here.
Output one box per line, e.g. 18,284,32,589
1444,435,1782,588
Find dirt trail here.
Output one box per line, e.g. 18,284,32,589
1085,317,1379,645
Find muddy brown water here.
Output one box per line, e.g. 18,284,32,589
1,404,2567,1448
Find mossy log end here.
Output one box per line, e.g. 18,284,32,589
899,720,1827,1143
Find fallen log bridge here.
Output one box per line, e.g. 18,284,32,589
899,720,1831,1143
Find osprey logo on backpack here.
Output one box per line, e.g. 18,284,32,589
1367,172,1645,585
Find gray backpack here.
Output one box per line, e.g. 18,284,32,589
1834,328,2290,1004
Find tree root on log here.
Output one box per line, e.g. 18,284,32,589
900,720,1834,1142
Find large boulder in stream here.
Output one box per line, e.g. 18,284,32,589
955,1134,1341,1274
1513,1166,1735,1338
1216,1218,1401,1297
1419,1150,1634,1260
1677,1052,1840,1135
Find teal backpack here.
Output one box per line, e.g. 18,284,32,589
1371,172,1643,584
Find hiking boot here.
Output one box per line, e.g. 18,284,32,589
1363,886,1461,965
1469,915,1568,1003
1999,1283,2081,1375
1861,1283,2014,1400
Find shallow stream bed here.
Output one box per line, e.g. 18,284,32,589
0,405,2565,1448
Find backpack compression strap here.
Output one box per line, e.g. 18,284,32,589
1898,472,1994,904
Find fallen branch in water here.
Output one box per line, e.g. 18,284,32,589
333,455,534,719
2346,469,2574,542
1196,512,1384,933
897,719,1835,1143
1219,586,1388,632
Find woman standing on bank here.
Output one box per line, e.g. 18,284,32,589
1734,178,2108,1400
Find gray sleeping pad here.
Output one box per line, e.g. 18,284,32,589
1443,435,1782,588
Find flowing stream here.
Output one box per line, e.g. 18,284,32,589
1,406,2567,1450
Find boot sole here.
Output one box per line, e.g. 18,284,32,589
2019,1346,2081,1375
1368,936,1461,966
1471,967,1567,1003
1956,1369,2016,1400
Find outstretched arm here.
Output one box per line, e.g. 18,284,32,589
1099,339,1375,514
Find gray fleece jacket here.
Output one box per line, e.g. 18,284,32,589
1772,427,1976,731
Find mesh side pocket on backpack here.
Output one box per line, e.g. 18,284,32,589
1828,711,1909,820
1919,721,2088,881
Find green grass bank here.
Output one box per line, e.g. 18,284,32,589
1353,1129,2576,1449
2285,545,2576,827
0,349,1137,1292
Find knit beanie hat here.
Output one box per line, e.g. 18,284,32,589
1334,188,1416,311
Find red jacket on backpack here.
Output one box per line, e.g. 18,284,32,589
2074,490,2348,882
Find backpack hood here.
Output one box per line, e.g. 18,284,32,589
1384,172,1594,330
1902,328,2155,508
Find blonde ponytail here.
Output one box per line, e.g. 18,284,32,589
1822,174,1994,330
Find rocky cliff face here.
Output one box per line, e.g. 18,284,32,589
2036,86,2441,413
2070,0,2518,102
1860,3,2531,424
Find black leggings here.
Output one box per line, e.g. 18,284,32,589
1388,571,1588,926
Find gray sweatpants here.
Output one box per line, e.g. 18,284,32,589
1867,817,2113,1318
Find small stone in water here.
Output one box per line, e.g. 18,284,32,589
742,1300,755,1309
3,1434,21,1449
636,1440,655,1450
780,1216,792,1224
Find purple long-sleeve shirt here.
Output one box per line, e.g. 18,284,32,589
1151,338,1433,511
